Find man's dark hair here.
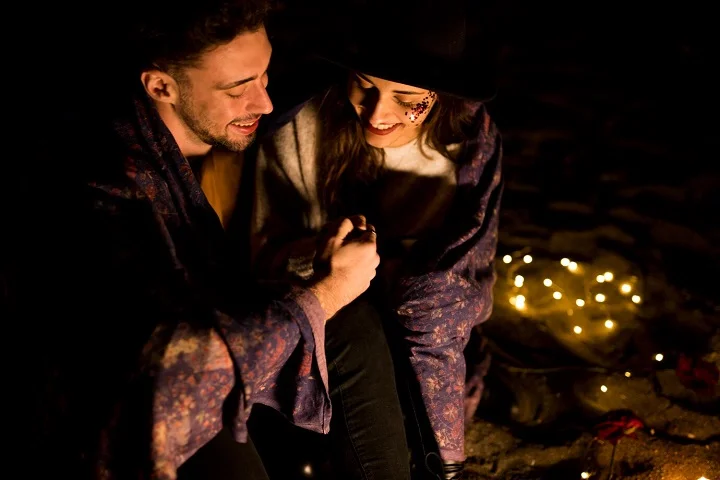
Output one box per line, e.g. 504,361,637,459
127,0,271,74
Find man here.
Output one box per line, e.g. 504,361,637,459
25,1,408,479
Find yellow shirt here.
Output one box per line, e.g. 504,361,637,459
198,148,244,229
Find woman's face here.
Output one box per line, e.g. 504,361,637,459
347,72,437,148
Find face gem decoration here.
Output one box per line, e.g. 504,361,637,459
405,91,436,123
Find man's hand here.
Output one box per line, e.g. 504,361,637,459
315,214,367,248
310,216,379,320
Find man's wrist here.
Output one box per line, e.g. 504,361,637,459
308,280,341,322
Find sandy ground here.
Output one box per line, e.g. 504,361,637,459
463,3,718,478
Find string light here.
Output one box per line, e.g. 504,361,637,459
510,295,527,311
496,252,681,480
498,250,644,352
302,464,313,477
500,253,642,315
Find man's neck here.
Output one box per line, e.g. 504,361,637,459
155,101,212,158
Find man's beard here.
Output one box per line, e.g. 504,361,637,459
176,91,256,153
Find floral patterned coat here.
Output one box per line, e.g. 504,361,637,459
252,97,503,462
389,103,503,461
40,93,331,479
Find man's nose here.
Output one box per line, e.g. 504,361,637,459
246,82,273,115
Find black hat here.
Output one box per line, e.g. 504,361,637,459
310,0,498,101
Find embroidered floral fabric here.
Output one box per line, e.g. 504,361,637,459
70,94,330,479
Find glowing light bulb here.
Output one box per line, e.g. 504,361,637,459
543,278,552,287
632,295,641,304
553,291,562,299
515,295,526,310
573,326,582,334
568,261,578,272
595,293,606,302
698,477,709,480
581,473,590,479
625,371,631,377
605,319,614,329
575,299,585,307
603,271,614,281
503,255,512,264
596,274,605,283
514,275,524,287
655,353,664,362
523,254,533,263
561,258,570,266
620,283,632,293
302,464,313,476
600,385,608,392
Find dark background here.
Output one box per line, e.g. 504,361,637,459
20,0,718,478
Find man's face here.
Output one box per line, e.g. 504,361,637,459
174,27,273,152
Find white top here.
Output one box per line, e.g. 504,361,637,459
251,97,459,277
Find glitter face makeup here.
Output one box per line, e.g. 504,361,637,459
406,92,437,123
347,72,438,148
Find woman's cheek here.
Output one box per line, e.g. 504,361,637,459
405,92,437,123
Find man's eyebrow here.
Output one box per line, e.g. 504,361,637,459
217,75,257,90
356,72,424,95
217,66,270,90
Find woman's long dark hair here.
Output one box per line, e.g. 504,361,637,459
316,73,476,217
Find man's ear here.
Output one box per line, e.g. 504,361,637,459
140,70,180,104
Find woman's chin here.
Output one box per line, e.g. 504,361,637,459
364,129,398,148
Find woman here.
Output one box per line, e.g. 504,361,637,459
251,1,503,478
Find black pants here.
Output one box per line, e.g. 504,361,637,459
179,300,411,480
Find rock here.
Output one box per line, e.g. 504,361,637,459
615,185,686,203
464,417,720,479
572,373,720,441
649,221,715,254
655,368,720,408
